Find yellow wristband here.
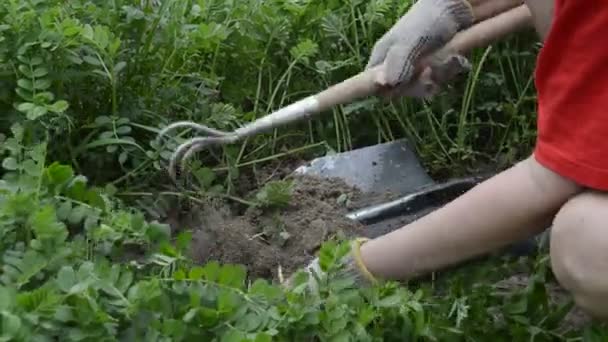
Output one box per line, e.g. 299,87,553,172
350,238,378,285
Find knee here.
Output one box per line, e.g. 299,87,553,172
550,191,608,321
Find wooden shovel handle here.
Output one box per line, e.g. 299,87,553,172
315,4,533,110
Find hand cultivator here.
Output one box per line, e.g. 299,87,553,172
157,3,532,182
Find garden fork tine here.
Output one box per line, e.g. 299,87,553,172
158,4,532,182
157,120,232,138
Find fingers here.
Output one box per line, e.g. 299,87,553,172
366,35,393,70
381,53,471,99
430,54,471,84
382,42,420,87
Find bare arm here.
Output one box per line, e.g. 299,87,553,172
469,0,525,22
360,157,581,281
358,0,556,280
358,1,559,281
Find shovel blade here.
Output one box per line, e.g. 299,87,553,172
293,139,434,196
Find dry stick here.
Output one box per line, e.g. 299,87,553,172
163,4,533,180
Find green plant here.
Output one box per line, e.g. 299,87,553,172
0,0,605,340
254,180,294,209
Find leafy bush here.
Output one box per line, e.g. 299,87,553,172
1,0,605,341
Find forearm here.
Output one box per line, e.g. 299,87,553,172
468,0,525,22
359,156,582,281
524,0,554,40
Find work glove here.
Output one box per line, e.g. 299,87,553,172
381,52,471,99
284,238,379,292
367,0,475,93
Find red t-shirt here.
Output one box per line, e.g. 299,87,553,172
533,0,608,190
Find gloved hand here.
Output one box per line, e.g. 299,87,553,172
367,0,475,89
284,238,379,291
380,51,471,99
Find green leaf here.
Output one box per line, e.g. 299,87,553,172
254,333,272,342
82,24,94,40
92,69,107,78
16,102,35,113
81,138,145,153
66,53,83,64
32,67,48,78
1,312,22,337
194,167,216,189
63,26,81,37
94,116,112,126
30,205,68,242
83,55,101,66
30,57,43,66
54,305,74,322
218,265,246,289
57,201,72,221
114,61,126,74
131,212,145,231
329,276,355,292
377,294,402,307
183,308,199,323
2,157,18,170
57,266,76,292
34,79,51,90
17,79,33,91
48,100,69,113
15,88,33,101
46,163,74,188
94,26,110,49
27,106,48,120
116,117,130,126
18,65,32,77
34,91,55,102
0,286,15,310
116,270,133,293
236,312,263,332
174,269,186,280
189,267,204,280
68,205,87,224
116,125,131,135
16,53,28,63
221,330,247,342
202,262,220,281
22,159,39,176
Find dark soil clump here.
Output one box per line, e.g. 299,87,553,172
179,174,367,281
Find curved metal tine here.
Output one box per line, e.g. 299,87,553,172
168,136,233,181
180,136,233,169
156,120,231,144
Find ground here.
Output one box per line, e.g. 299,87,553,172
163,157,597,336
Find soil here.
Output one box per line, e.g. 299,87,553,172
173,174,369,280
169,158,486,281
166,161,594,333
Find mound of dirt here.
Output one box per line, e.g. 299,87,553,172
178,175,368,281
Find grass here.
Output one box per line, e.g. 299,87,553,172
0,0,606,340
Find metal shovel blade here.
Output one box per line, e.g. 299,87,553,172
293,139,434,196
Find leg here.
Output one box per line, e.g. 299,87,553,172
550,190,608,321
